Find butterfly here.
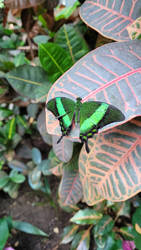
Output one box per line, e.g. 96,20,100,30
46,97,125,153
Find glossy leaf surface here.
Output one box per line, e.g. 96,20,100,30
79,118,141,205
80,0,141,41
12,220,47,236
0,218,9,250
61,224,79,244
46,40,141,138
77,228,90,250
70,208,102,225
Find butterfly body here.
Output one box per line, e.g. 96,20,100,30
47,97,125,153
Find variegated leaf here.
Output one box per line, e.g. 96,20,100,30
127,16,141,40
52,135,73,162
46,40,141,139
79,118,141,205
80,0,141,41
59,167,82,206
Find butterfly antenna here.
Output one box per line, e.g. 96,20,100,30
85,140,90,153
57,135,64,144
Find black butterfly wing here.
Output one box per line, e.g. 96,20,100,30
47,97,76,142
79,101,124,153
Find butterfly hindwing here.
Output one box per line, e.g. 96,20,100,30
79,101,124,153
47,97,76,142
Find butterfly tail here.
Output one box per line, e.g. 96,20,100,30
57,135,64,144
85,140,90,153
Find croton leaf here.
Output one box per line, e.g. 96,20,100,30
46,149,63,176
79,118,141,205
127,16,141,40
80,0,141,41
61,224,79,244
70,208,102,225
59,151,83,206
52,135,73,163
37,110,52,146
46,40,141,138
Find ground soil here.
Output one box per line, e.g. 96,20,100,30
0,177,71,250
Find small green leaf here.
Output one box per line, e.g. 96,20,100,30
70,208,102,225
33,35,50,45
13,52,29,67
0,107,13,121
32,147,42,164
28,168,42,190
9,169,26,183
38,159,52,175
0,171,9,188
71,231,85,250
4,117,16,140
94,215,114,237
12,220,48,236
39,42,73,82
77,228,90,250
8,160,27,172
55,1,80,21
61,224,79,244
0,218,9,250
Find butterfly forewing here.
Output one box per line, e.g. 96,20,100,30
99,104,125,128
47,97,76,139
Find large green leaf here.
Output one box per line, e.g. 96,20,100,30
61,224,79,244
12,220,48,236
0,218,9,250
39,42,73,82
55,24,89,62
80,0,141,41
6,65,51,102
